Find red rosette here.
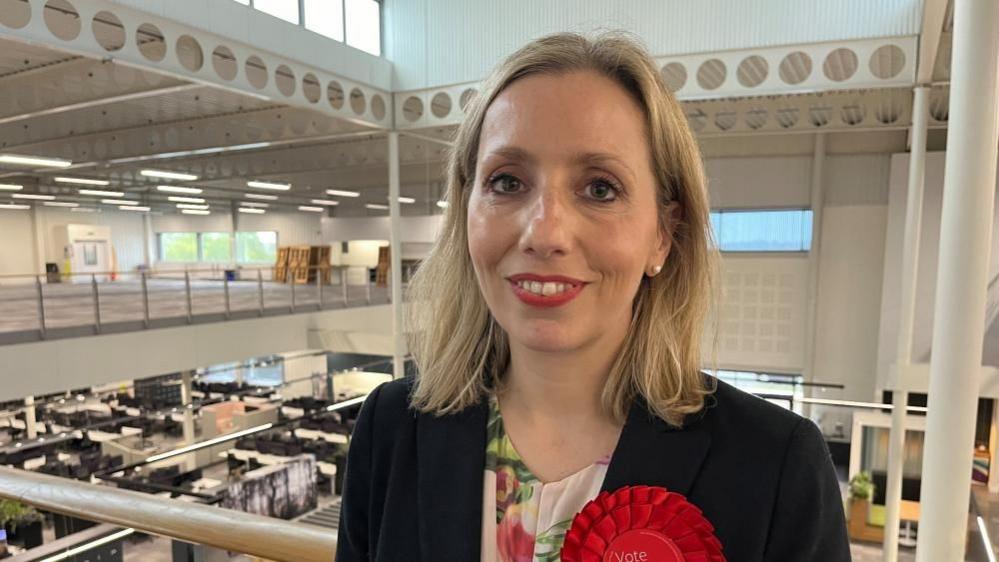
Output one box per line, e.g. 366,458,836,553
560,485,725,562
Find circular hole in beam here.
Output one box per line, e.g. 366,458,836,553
92,11,125,51
328,81,344,109
44,0,81,41
212,45,237,81
275,64,295,96
302,73,321,103
0,0,31,29
349,88,366,115
245,55,268,89
136,23,166,62
176,35,203,72
371,94,386,120
661,62,687,91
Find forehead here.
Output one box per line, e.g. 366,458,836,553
477,70,651,166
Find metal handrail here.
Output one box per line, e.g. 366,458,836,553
0,263,355,280
0,467,337,562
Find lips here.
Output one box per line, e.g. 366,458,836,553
506,273,587,308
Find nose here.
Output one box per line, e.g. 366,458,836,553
518,183,573,259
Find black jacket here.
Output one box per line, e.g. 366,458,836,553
335,376,851,561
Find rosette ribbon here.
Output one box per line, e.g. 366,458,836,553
560,485,725,562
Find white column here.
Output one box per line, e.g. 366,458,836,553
884,85,929,562
30,206,46,275
180,370,197,471
916,0,999,559
23,396,37,440
801,132,825,417
230,202,239,267
388,132,405,379
142,213,155,268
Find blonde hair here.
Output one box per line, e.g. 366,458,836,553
407,31,719,427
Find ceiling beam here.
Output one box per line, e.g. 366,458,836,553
917,0,951,84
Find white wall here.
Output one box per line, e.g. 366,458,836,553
385,0,921,90
876,152,999,390
0,210,36,282
706,156,812,209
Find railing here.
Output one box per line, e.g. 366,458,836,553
0,265,403,343
0,466,337,562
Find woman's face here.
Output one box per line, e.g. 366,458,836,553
468,70,676,355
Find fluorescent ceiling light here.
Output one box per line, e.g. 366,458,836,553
326,189,360,198
436,200,449,208
0,203,31,210
70,207,96,213
241,202,269,208
0,184,23,191
103,199,138,205
365,203,388,210
298,206,324,212
44,201,79,208
168,196,205,203
247,180,291,191
176,203,209,210
54,177,109,186
245,193,277,201
39,527,136,562
12,194,55,201
157,185,202,194
182,209,211,215
79,189,125,197
140,169,198,181
239,207,266,214
398,197,415,204
119,206,150,212
0,154,72,168
310,199,339,206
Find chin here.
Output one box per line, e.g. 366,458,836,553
508,319,582,353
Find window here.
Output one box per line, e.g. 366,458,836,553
345,0,380,55
160,232,198,262
710,370,805,413
305,0,344,41
236,231,278,263
709,209,813,252
201,233,232,262
255,0,300,24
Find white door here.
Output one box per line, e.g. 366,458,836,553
71,241,109,283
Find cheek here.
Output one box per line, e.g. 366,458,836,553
466,197,505,273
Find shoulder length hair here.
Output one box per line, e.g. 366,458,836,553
406,31,718,427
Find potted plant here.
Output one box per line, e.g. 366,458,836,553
846,471,882,542
0,500,43,549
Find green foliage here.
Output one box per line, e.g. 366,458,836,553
236,232,277,263
201,233,232,262
161,232,197,262
849,471,875,501
0,499,42,531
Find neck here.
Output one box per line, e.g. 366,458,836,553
499,313,630,426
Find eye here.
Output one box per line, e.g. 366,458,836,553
583,178,620,202
486,173,524,194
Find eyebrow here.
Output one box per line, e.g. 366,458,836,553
482,146,635,179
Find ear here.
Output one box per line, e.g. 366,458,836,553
653,201,683,268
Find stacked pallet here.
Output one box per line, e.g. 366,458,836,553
273,247,290,282
375,246,390,287
288,246,311,283
309,246,332,284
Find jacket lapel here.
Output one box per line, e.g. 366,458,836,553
416,399,488,561
602,397,713,497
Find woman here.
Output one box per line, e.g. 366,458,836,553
336,32,850,562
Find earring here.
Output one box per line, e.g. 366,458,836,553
651,265,662,276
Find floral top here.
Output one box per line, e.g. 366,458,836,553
480,395,613,562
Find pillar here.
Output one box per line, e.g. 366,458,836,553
388,132,405,379
916,0,999,558
23,396,37,440
180,370,197,471
884,85,929,562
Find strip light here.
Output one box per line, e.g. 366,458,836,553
0,203,30,210
44,201,79,208
168,196,205,203
144,423,275,463
119,206,150,212
103,199,137,205
79,189,125,197
398,197,415,204
298,206,324,212
140,169,198,181
326,189,360,198
241,202,268,208
39,528,135,562
0,154,72,167
176,203,209,210
238,207,265,214
310,199,339,206
157,185,202,194
436,200,449,208
247,180,291,191
245,193,277,201
0,184,23,191
54,177,109,186
182,209,211,216
365,203,388,210
12,194,55,201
